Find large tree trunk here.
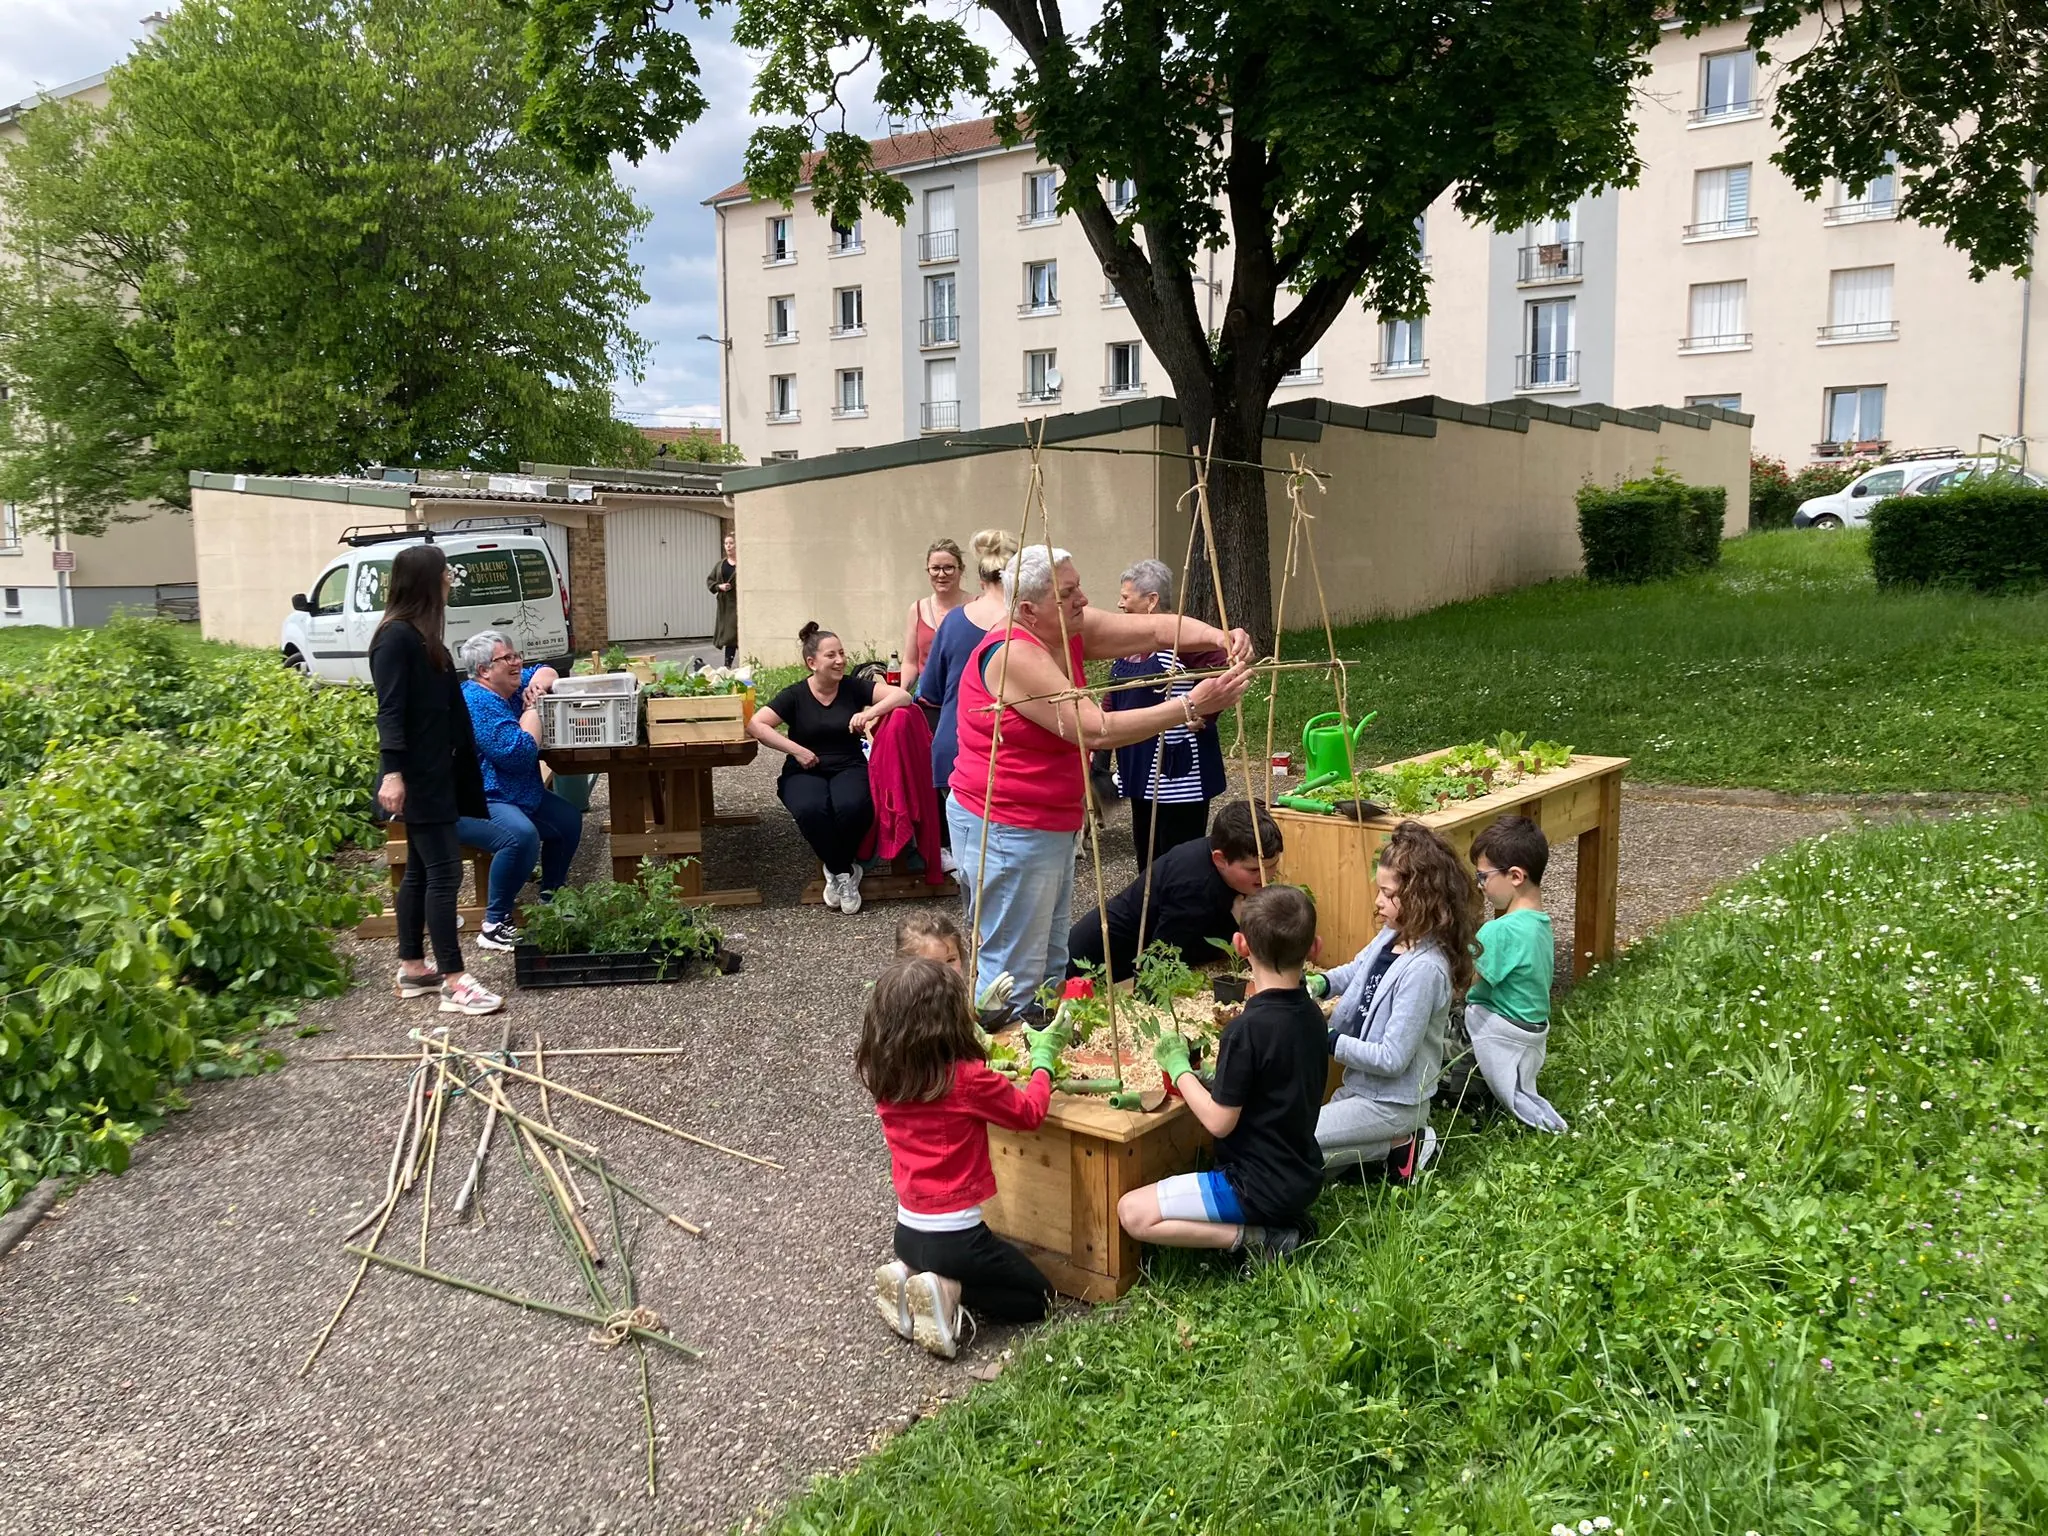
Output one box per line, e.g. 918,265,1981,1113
1180,395,1275,653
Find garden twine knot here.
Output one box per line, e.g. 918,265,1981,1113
588,1305,665,1349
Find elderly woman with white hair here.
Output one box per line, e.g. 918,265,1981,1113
949,544,1254,1017
454,630,584,951
1108,559,1229,869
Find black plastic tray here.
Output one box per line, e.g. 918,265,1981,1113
513,945,742,990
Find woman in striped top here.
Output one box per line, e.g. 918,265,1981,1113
1107,560,1227,869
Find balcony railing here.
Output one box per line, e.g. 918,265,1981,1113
1102,287,1126,308
762,248,795,266
920,314,960,347
1515,351,1579,391
830,403,867,419
1679,332,1753,352
764,328,798,345
828,322,865,338
1516,241,1583,284
1278,366,1324,386
765,407,800,424
917,229,959,263
1688,99,1759,123
1018,208,1059,227
829,235,864,255
920,400,960,433
1817,320,1899,342
1370,358,1427,376
1101,381,1146,399
1824,199,1898,225
1683,216,1758,239
1017,389,1062,406
1017,300,1060,317
1813,438,1889,459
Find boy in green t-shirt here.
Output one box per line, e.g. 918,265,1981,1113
1465,816,1568,1133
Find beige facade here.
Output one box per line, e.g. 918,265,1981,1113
726,399,1749,668
709,18,2040,468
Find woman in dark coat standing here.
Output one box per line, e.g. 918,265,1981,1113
371,543,503,1016
707,529,739,667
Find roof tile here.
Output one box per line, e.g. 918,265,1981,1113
705,115,1020,205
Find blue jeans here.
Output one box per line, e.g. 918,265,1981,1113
456,794,583,924
946,798,1079,1001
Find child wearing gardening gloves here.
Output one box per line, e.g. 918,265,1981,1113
1464,816,1569,1133
1117,883,1329,1264
1311,821,1478,1184
860,956,1066,1358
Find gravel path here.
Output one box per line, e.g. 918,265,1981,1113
0,764,1857,1535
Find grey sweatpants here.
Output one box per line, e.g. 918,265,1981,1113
1466,1002,1569,1133
1316,1092,1430,1171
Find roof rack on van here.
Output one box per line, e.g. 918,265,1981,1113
1883,445,1965,464
339,523,434,547
435,516,549,535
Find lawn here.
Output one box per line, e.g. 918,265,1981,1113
771,807,2048,1535
1243,529,2047,795
0,622,237,670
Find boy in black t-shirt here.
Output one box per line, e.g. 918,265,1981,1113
1117,884,1327,1263
1066,800,1283,983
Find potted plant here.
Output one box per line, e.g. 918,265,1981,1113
1205,936,1251,1004
514,862,740,988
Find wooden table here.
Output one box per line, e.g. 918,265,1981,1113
542,739,763,907
1276,753,1628,980
983,1093,1211,1302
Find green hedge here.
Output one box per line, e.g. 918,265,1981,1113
0,620,378,1209
1577,471,1725,583
1868,481,2048,591
1748,456,1858,530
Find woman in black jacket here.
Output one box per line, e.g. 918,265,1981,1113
371,544,502,1016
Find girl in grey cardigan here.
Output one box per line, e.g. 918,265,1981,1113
1310,823,1480,1182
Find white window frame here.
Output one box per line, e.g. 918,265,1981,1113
834,368,866,418
1686,165,1756,240
1105,342,1144,397
1023,349,1060,404
2,586,20,615
765,216,794,265
832,287,865,337
1108,177,1135,213
768,374,799,423
1694,49,1759,124
1518,299,1577,391
829,217,864,254
922,273,959,348
1686,394,1743,412
1022,260,1059,315
1821,266,1897,344
1682,280,1750,352
1823,385,1886,446
767,295,797,344
1022,170,1059,225
0,501,20,554
1374,317,1425,376
1827,154,1901,224
1280,346,1324,387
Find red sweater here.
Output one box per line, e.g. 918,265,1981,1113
875,1060,1053,1215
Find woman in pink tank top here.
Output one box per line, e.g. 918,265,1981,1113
947,544,1254,1013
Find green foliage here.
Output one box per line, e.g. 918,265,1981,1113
1751,458,1863,531
517,862,723,966
1241,530,2048,795
770,808,2048,1535
1577,470,1724,584
0,0,650,536
1310,735,1573,816
642,661,750,698
0,621,379,1210
1869,481,2048,593
1131,941,1205,1016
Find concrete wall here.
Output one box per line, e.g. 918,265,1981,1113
0,501,198,628
192,487,400,650
726,397,1752,664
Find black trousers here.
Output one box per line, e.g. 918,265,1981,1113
396,818,464,975
721,643,737,667
778,762,873,875
1130,798,1211,872
894,1221,1053,1323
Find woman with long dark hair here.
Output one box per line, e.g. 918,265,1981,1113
370,543,502,1015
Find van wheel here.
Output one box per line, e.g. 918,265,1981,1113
283,647,309,673
1811,514,1844,530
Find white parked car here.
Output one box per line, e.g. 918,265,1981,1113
1903,463,2047,496
1793,455,1973,529
281,526,571,682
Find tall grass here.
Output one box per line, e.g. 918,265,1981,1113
772,808,2048,1534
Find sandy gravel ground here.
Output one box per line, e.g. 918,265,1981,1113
0,762,1858,1535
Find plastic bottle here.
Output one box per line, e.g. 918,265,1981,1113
885,650,902,687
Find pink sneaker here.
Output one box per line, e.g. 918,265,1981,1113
438,975,504,1016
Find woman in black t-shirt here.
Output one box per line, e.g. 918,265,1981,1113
749,621,914,915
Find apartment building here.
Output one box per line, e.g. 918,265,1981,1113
708,15,2045,468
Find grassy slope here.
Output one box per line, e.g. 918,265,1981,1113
772,809,2048,1535
1243,530,2048,794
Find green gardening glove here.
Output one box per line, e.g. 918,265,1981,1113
1021,1018,1069,1078
976,971,1016,1017
1153,1031,1193,1083
1306,972,1330,1000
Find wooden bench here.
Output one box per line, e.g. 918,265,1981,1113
355,823,498,939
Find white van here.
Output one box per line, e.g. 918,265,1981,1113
281,525,571,683
1793,452,1971,529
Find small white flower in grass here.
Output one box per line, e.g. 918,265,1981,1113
1580,1521,1595,1535
1922,1102,1934,1110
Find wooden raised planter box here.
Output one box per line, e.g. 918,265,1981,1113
1276,752,1628,979
646,693,751,746
984,1093,1211,1302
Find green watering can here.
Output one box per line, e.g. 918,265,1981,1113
1300,710,1378,782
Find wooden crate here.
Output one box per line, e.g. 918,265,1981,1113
983,1094,1211,1302
1276,752,1628,980
646,693,750,745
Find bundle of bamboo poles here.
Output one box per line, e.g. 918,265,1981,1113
300,1026,781,1495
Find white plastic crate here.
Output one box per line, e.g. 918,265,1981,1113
552,673,639,699
541,687,639,748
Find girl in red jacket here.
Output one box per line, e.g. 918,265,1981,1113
858,956,1065,1357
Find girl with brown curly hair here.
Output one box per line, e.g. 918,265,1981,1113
1308,821,1479,1185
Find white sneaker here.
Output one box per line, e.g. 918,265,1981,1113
873,1260,914,1340
905,1271,961,1359
821,865,843,911
939,848,959,876
839,867,864,916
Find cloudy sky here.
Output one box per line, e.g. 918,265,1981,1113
1,0,1048,434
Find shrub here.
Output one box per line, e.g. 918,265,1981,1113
1577,469,1724,583
1869,479,2048,590
0,625,379,1209
1749,453,1796,528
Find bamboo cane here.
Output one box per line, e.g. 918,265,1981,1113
426,1039,781,1169
303,1076,418,1375
452,1020,515,1220
340,1247,701,1357
521,1119,603,1266
485,1092,704,1236
534,1031,589,1210
303,1046,704,1064
417,1046,450,1264
343,1067,423,1243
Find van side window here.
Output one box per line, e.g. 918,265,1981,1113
352,560,391,613
1861,470,1906,497
310,565,348,616
514,549,554,600
447,552,519,607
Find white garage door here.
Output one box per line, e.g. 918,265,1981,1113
605,504,724,642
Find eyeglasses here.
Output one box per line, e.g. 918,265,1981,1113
927,564,960,576
493,651,523,665
1475,865,1506,881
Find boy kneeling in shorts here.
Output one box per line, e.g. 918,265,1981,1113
1117,884,1327,1264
